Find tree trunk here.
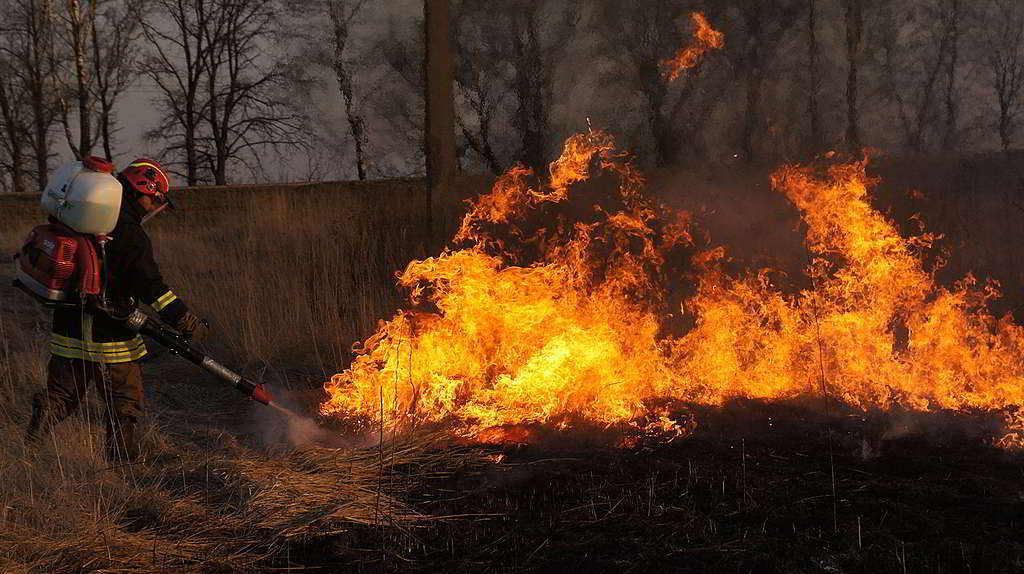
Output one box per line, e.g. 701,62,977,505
214,132,227,185
460,123,502,175
89,5,112,160
100,100,113,160
511,26,532,169
8,150,28,192
184,1,202,186
206,51,227,185
844,0,863,152
31,0,52,187
71,0,93,157
647,84,679,167
342,91,367,180
508,7,548,175
999,102,1012,151
329,1,368,180
941,0,960,152
185,115,198,185
639,52,674,167
740,2,763,163
0,78,29,193
806,0,820,153
524,12,546,174
424,0,456,246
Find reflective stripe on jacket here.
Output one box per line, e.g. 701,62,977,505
152,290,179,312
49,334,147,363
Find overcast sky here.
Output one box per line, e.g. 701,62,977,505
49,1,420,183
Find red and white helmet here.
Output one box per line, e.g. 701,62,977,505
119,158,173,207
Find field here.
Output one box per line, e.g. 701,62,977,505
1,159,1023,572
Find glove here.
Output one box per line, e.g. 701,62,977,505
176,311,209,342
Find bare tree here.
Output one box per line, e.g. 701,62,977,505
374,2,576,176
199,0,302,184
445,0,577,174
376,0,516,175
289,0,370,180
42,0,144,161
843,0,864,152
874,0,963,153
593,0,703,167
979,0,1024,151
282,0,377,180
45,0,94,158
716,0,801,163
0,50,32,192
452,48,508,174
373,15,427,175
805,0,821,153
0,0,139,189
507,1,578,174
327,0,369,180
142,0,212,185
144,0,300,185
92,0,145,160
452,0,514,174
5,0,58,187
940,0,961,151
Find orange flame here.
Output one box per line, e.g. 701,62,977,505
321,134,1024,447
661,12,725,81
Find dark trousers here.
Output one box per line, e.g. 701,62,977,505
28,355,145,462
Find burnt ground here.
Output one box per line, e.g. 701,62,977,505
273,400,1024,574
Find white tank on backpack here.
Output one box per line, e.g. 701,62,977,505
41,157,122,235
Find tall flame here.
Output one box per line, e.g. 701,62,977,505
321,134,1024,446
661,12,725,81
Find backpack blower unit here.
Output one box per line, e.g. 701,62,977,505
12,157,272,406
14,156,120,307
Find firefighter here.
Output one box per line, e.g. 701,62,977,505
25,158,208,463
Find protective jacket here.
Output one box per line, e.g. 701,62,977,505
50,186,189,363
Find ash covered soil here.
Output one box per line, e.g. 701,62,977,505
290,403,1024,573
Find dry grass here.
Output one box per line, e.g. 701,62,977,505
148,181,432,372
0,422,475,572
0,178,490,572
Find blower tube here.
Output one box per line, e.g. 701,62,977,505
122,309,272,405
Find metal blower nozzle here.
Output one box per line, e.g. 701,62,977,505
237,378,273,405
250,383,273,406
